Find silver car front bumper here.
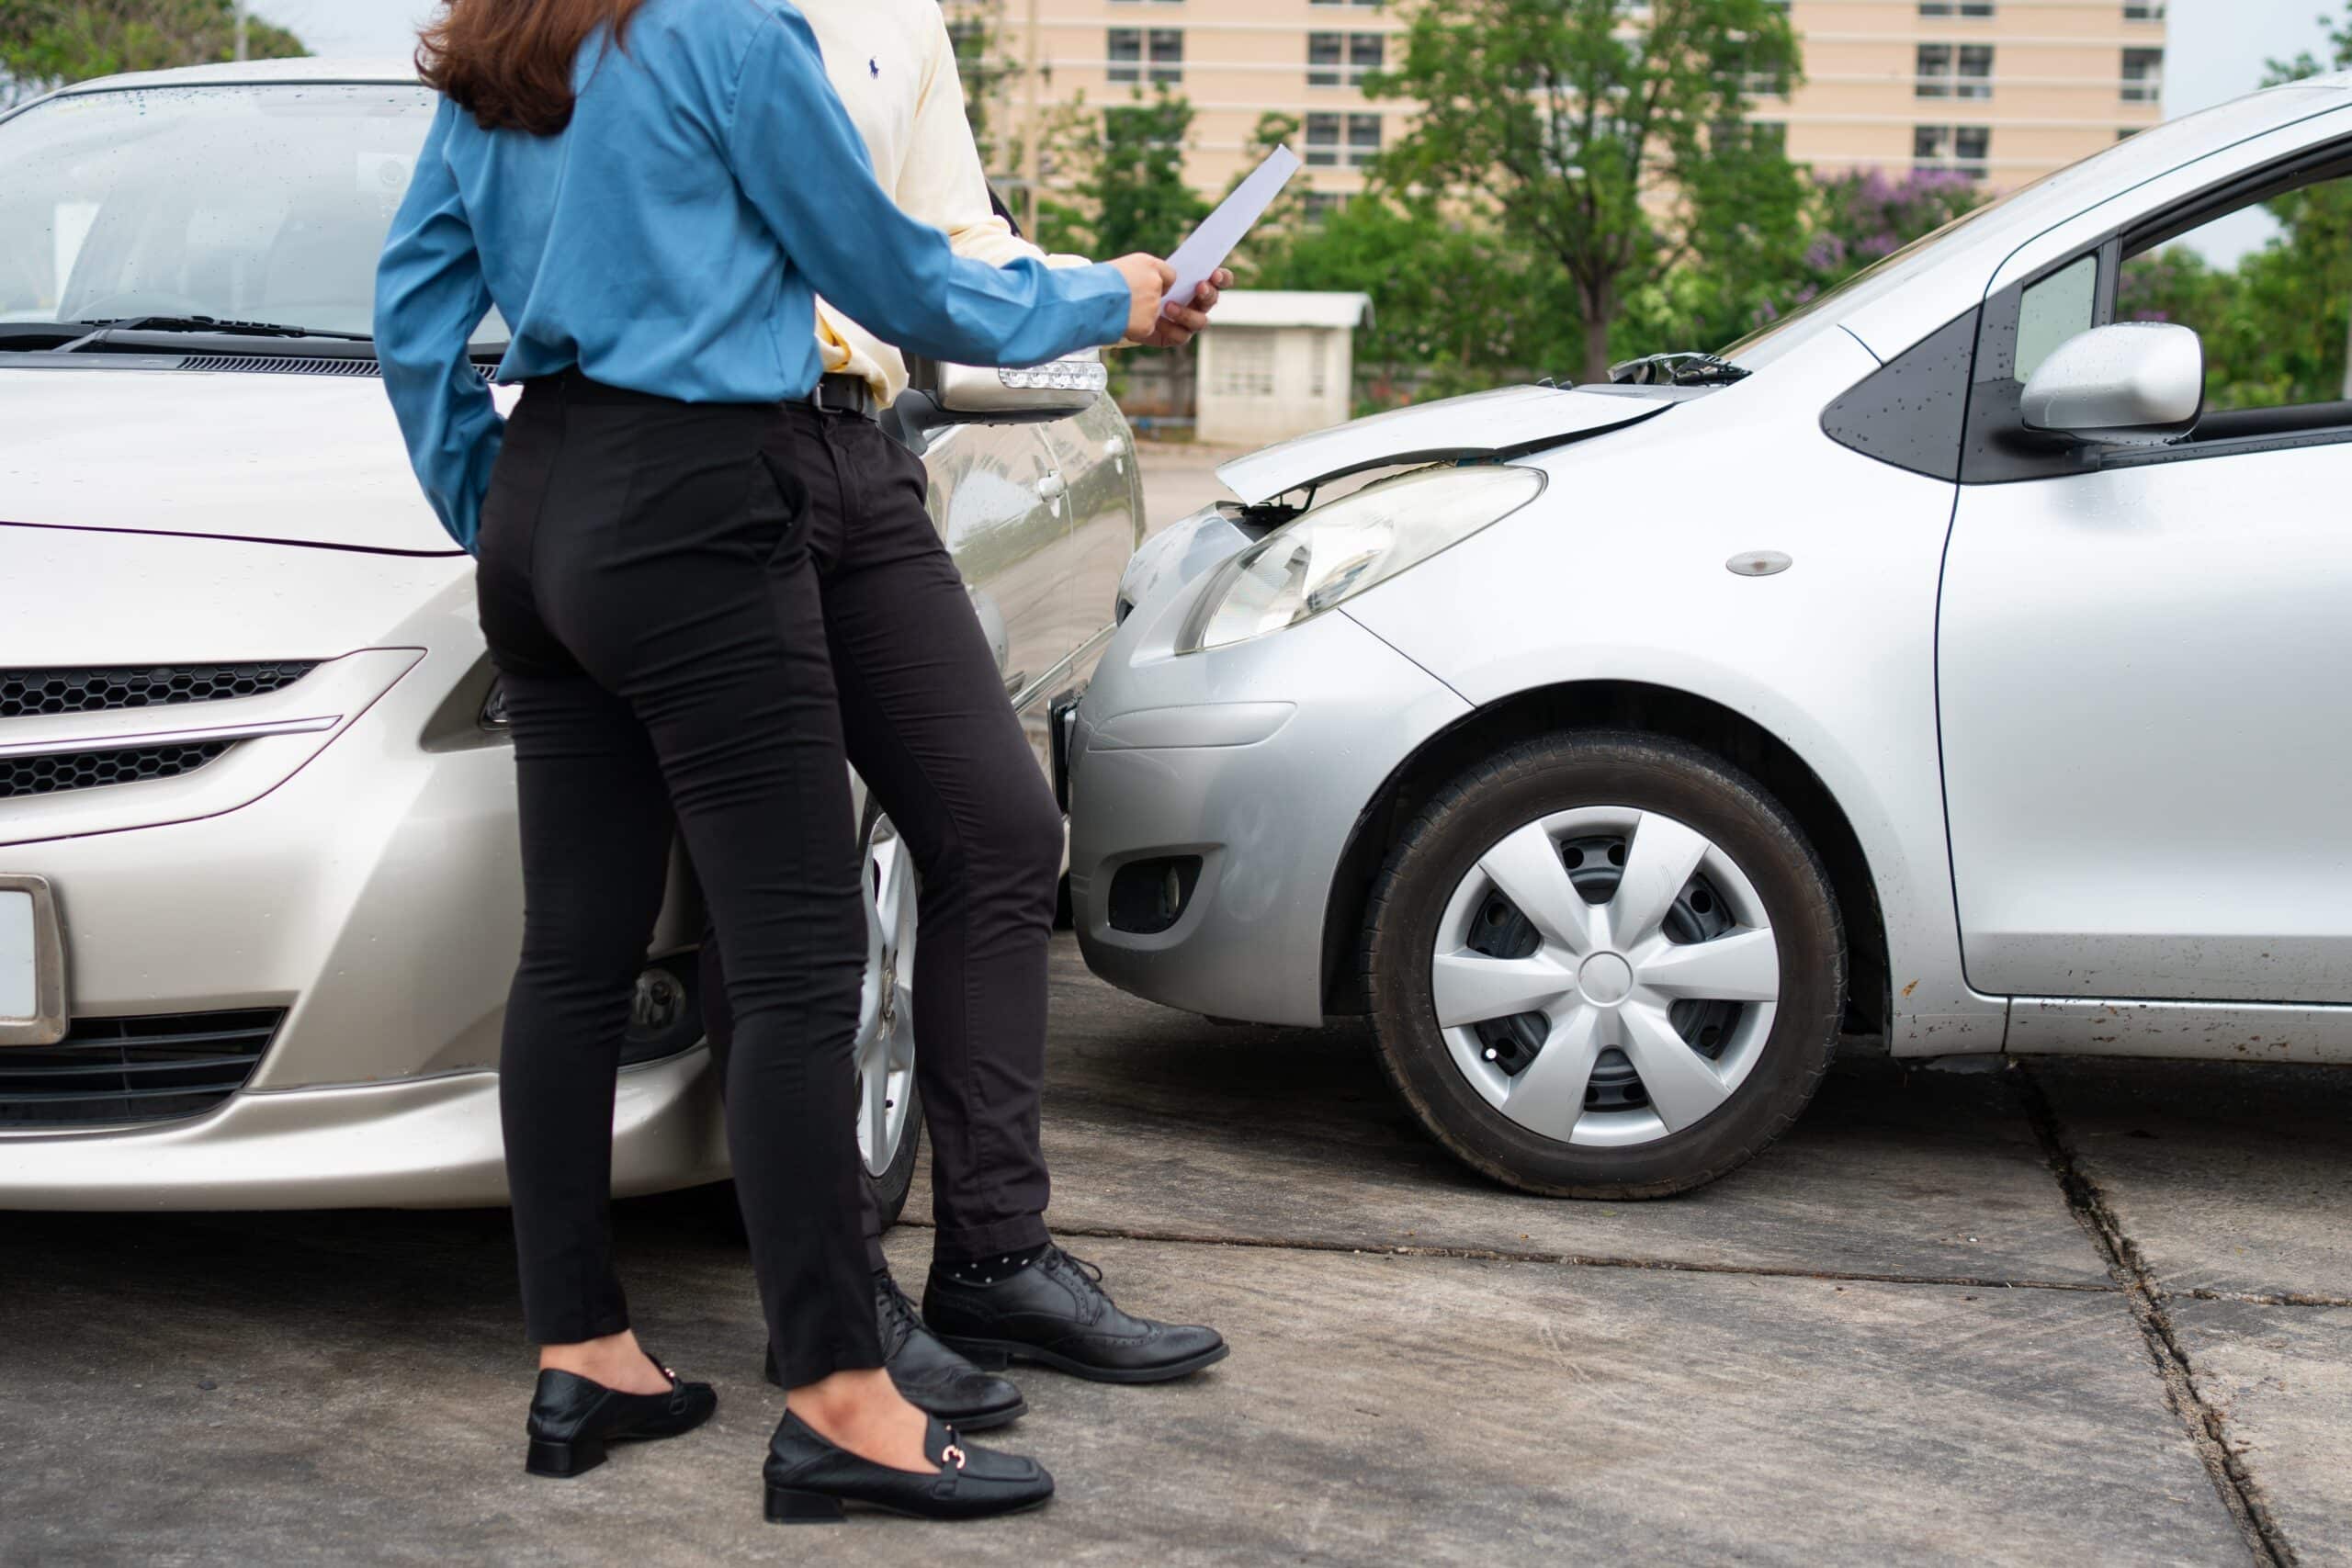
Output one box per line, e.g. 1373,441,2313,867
0,643,726,1209
1069,511,1472,1027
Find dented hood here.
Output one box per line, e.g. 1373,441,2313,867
0,365,462,555
1215,383,1685,506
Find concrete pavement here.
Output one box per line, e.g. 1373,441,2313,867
4,941,2348,1564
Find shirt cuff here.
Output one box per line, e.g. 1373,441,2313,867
1063,262,1134,351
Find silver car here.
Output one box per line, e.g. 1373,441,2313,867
1069,72,2352,1198
0,59,1140,1214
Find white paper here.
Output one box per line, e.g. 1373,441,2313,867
1163,145,1302,315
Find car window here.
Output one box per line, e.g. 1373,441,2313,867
2014,254,2098,385
0,84,506,348
2118,166,2350,416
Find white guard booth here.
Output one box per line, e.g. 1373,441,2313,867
1193,290,1373,446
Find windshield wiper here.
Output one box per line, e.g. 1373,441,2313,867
60,315,375,349
1607,351,1749,388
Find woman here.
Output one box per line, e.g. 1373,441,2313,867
373,0,1170,1524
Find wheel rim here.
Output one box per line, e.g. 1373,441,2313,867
1430,805,1780,1149
854,814,919,1178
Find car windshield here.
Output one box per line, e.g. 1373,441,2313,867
0,82,503,348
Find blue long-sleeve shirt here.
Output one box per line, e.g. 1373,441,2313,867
374,0,1131,550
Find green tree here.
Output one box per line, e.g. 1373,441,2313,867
1081,85,1208,258
1370,0,1804,383
2,0,303,106
1246,195,1586,406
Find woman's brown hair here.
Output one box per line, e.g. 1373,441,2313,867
418,0,651,135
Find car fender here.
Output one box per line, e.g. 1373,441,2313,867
1340,335,2007,1052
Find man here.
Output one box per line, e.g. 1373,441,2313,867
701,0,1235,1430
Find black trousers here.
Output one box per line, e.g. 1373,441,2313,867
700,405,1059,1270
479,373,882,1385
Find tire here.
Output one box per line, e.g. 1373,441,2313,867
857,799,922,1231
1363,730,1843,1199
865,1080,921,1229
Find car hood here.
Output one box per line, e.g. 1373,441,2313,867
0,366,463,556
1214,383,1688,505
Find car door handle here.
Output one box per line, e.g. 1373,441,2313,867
1035,472,1068,504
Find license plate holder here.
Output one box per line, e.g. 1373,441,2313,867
0,874,66,1046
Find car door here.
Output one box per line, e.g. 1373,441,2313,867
1938,121,2352,1008
1035,394,1143,687
920,419,1072,774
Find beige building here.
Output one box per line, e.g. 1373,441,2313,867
956,0,2168,205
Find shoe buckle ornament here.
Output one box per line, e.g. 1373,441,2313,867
942,1443,967,1470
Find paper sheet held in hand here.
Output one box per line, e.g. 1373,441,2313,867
1162,145,1302,315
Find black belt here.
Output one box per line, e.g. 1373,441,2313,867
798,372,879,419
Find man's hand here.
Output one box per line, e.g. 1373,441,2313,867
1136,268,1234,350
1110,254,1179,345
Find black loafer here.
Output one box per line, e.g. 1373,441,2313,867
764,1275,1026,1431
922,1244,1229,1384
763,1411,1053,1523
525,1353,717,1478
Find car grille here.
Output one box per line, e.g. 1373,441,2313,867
0,661,316,719
0,742,234,800
0,1009,281,1128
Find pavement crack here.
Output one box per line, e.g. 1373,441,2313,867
2167,1287,2352,1309
2015,1065,2297,1568
901,1215,2120,1292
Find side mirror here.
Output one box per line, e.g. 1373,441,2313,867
2019,321,2203,447
888,351,1107,456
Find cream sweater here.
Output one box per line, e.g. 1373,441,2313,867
799,0,1089,404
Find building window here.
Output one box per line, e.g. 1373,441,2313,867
1917,0,1993,15
1916,43,1952,97
1148,28,1183,84
1347,113,1383,166
1302,189,1349,223
1212,333,1277,398
1957,44,1993,98
1305,111,1341,166
1310,0,1384,7
1915,124,1990,178
2121,47,2163,103
1310,33,1384,87
1107,28,1141,83
1308,32,1343,87
2123,0,2164,17
1309,339,1329,399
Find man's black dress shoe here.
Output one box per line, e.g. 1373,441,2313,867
763,1411,1053,1523
763,1275,1027,1431
923,1244,1229,1383
525,1354,717,1478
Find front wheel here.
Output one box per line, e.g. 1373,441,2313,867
1363,731,1843,1199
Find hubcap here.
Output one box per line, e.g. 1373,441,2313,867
1430,806,1780,1149
854,815,919,1178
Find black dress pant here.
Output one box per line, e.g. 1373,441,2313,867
479,373,882,1385
701,404,1059,1269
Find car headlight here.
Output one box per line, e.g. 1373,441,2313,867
1177,465,1545,653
